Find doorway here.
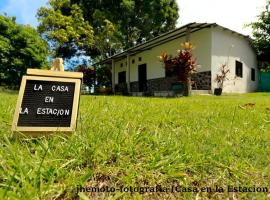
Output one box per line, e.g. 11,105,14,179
118,71,126,84
138,64,147,92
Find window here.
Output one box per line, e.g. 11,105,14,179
132,59,135,64
120,63,123,68
138,57,142,62
251,68,255,81
118,71,126,84
235,61,243,77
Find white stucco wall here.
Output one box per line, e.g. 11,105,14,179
114,28,212,84
113,26,258,93
211,27,258,93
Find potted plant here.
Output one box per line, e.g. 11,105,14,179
160,42,197,96
214,64,230,95
99,86,111,95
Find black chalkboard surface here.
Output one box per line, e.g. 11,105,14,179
18,80,75,127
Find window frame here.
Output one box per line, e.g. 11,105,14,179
235,60,243,78
251,68,256,81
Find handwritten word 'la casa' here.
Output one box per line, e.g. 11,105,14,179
34,84,69,92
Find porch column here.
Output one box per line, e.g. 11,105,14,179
185,27,191,42
127,54,131,93
112,59,115,94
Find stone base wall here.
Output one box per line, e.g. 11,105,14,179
191,71,211,90
126,71,211,93
130,82,139,92
147,76,178,92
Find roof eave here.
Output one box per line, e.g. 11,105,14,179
94,22,252,66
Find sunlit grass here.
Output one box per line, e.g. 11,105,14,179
0,92,270,199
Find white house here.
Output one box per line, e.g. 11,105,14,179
99,22,258,95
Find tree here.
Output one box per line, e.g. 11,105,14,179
37,0,179,60
94,65,112,88
71,0,179,49
37,0,179,88
75,64,95,88
37,0,94,59
0,15,48,87
250,0,270,70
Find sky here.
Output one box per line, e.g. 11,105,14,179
0,0,267,36
0,0,47,27
177,0,266,36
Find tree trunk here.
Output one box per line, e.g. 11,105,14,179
184,77,191,96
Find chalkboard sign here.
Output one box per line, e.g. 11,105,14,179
12,69,83,135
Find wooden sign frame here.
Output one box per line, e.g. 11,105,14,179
12,69,83,135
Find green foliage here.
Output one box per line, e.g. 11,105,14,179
36,0,179,87
0,92,270,199
94,65,112,89
250,0,270,68
37,0,179,60
93,19,123,59
260,65,270,72
37,0,94,59
74,0,179,49
0,15,48,87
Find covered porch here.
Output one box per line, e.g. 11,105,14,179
96,23,214,96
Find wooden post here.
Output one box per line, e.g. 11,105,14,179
51,58,64,71
185,27,191,42
127,54,130,93
185,27,191,96
185,77,192,96
112,59,115,93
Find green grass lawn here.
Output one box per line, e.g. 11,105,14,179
0,91,270,199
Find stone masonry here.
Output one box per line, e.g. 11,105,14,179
127,71,211,93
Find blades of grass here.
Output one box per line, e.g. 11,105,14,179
35,139,51,193
2,170,17,198
229,105,237,135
